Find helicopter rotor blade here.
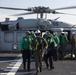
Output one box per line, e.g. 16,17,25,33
52,11,76,16
0,6,32,11
53,6,76,10
11,12,36,16
1,6,76,17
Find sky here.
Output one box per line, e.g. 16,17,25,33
0,0,76,24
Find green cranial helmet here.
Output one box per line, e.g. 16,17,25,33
53,32,57,36
26,31,31,35
49,33,53,37
45,31,50,35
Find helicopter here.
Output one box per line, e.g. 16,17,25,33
0,6,76,52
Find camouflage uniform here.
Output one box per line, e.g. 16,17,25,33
32,30,48,75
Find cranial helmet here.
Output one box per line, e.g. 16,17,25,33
35,30,41,34
53,32,57,36
31,31,34,34
61,32,65,34
26,31,31,35
46,31,49,34
72,32,75,35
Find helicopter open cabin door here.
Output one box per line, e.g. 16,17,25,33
63,30,71,41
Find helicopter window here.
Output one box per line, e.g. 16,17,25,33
4,32,14,43
16,23,19,29
52,22,59,26
1,24,9,31
16,32,26,43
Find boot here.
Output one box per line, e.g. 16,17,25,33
40,67,42,72
36,68,39,75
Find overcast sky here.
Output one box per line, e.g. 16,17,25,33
0,0,76,24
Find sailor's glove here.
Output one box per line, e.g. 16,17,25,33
45,46,48,50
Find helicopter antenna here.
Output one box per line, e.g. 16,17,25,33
54,17,60,20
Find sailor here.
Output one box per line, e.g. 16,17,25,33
30,31,36,58
20,31,32,71
53,32,60,60
71,32,76,59
44,32,55,70
59,32,68,60
32,30,48,75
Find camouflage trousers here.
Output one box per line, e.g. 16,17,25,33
34,50,42,72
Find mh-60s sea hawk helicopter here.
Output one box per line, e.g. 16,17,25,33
0,6,76,52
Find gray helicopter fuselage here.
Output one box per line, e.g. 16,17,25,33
0,18,76,52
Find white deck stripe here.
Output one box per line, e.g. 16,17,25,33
7,58,22,75
9,64,14,66
0,73,8,75
7,67,13,68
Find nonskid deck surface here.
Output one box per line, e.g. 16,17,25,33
0,53,76,75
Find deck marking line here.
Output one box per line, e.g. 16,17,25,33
7,58,22,75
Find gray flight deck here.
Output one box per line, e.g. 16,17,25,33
0,53,76,75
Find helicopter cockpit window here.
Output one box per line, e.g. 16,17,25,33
1,24,9,31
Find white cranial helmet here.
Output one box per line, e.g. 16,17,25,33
31,31,34,34
35,30,41,34
72,32,75,35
